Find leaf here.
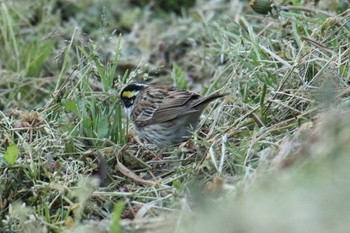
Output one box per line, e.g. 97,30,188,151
4,144,19,165
172,63,187,90
97,115,109,138
61,99,79,115
109,201,125,233
116,161,158,186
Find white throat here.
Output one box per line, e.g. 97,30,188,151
124,106,133,119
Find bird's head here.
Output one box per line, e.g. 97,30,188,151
120,82,148,117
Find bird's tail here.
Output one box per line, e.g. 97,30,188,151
192,92,228,108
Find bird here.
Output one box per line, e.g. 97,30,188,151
120,82,226,146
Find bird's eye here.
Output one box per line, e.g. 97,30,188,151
121,94,135,108
126,98,134,106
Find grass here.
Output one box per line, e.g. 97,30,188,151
0,0,350,232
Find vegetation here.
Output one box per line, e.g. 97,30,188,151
0,0,349,232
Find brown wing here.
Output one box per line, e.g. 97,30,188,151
150,91,226,125
149,90,201,123
132,85,200,126
133,84,226,127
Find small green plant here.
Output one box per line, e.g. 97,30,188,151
172,63,188,90
47,33,128,147
109,201,125,233
3,144,19,165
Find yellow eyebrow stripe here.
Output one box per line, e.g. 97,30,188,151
122,91,136,98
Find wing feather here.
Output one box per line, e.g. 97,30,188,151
132,85,225,127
